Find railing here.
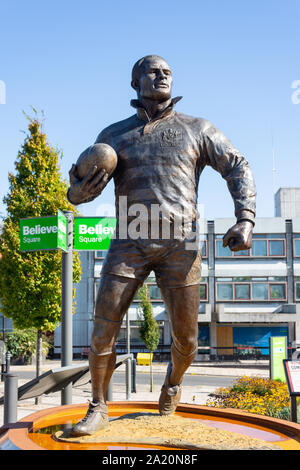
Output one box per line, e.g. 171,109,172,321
53,344,300,362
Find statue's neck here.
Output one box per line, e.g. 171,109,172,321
138,96,172,120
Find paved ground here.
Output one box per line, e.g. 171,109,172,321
0,360,270,426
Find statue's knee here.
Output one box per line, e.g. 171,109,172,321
173,333,198,357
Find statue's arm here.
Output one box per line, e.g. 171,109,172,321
201,123,256,251
67,131,111,206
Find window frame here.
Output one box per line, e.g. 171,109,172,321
293,238,300,257
215,237,286,258
215,278,287,302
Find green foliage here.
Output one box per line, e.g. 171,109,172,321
137,284,160,353
0,112,81,332
4,328,51,363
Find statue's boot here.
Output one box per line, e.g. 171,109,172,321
158,362,182,416
69,400,108,436
159,345,197,416
70,349,115,436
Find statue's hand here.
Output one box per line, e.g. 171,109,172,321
222,220,253,252
67,164,109,205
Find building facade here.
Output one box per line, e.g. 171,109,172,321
54,216,300,360
275,188,300,218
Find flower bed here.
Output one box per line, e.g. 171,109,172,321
206,376,291,420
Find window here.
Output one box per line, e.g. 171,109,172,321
252,283,268,300
269,240,284,256
217,283,233,300
270,284,285,299
294,239,300,257
294,278,300,301
215,235,286,258
296,281,300,300
201,240,207,258
216,277,287,301
233,249,250,257
117,322,164,345
235,284,250,300
95,250,107,259
252,240,267,256
148,284,161,301
200,284,207,300
216,241,232,257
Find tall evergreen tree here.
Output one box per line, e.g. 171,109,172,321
138,284,160,392
0,112,81,389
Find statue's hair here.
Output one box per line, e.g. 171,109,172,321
131,55,169,88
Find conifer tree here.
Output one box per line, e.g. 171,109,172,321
0,112,81,386
138,284,160,391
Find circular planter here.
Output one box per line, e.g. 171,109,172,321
0,402,300,450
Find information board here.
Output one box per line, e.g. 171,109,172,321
74,217,116,251
269,336,287,382
283,360,300,396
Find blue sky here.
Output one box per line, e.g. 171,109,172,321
0,0,299,220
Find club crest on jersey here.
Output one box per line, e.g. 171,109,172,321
160,128,183,147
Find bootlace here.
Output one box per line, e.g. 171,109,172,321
80,401,99,422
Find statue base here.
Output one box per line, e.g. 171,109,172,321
1,402,300,450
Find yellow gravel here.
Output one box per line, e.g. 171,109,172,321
55,412,281,450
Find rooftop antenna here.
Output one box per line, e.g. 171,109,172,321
271,130,277,216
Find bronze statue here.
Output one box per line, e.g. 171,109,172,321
67,55,256,436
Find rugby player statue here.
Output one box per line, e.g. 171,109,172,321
67,55,256,436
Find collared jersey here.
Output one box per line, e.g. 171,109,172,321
94,100,256,228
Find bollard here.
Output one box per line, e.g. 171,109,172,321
131,358,137,393
125,358,131,400
106,380,113,401
1,364,5,382
4,373,18,425
5,351,11,374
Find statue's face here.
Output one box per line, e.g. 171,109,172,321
137,57,172,101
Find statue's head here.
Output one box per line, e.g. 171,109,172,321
131,55,172,101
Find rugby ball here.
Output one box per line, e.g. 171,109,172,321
75,143,118,180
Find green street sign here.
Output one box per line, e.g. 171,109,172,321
270,336,287,382
20,210,68,252
74,217,116,251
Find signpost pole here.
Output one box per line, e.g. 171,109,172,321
291,396,298,423
126,312,131,400
61,211,73,405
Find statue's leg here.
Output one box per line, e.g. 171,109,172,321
70,273,141,436
158,284,200,415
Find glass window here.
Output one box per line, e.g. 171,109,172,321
217,283,233,300
234,249,249,256
269,240,285,256
216,240,232,257
95,250,107,258
252,240,267,256
296,283,300,300
270,284,285,299
235,284,250,300
294,239,300,257
200,284,207,300
148,285,161,300
252,283,268,300
201,241,207,257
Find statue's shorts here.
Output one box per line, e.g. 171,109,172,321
101,235,202,288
